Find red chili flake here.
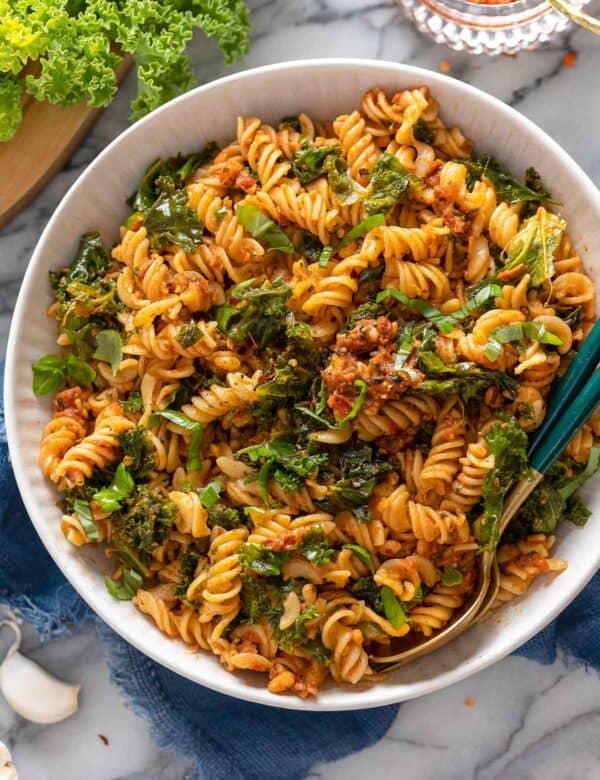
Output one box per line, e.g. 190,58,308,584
563,51,577,68
439,61,451,74
98,734,109,746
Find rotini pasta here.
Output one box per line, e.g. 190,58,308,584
35,85,597,698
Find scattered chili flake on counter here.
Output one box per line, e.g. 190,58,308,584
98,734,109,746
439,61,451,73
563,51,577,67
464,698,476,708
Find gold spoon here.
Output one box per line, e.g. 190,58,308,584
371,474,542,673
372,323,600,673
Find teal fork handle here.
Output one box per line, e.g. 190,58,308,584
530,369,600,474
528,319,600,458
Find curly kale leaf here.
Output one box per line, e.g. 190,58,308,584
240,574,329,661
1,2,251,141
110,486,177,575
238,438,328,498
118,427,155,479
461,155,557,206
502,207,566,287
143,190,203,252
476,419,529,550
417,351,518,404
364,153,423,215
0,74,24,142
239,527,333,576
291,144,339,184
128,144,218,211
215,277,293,350
327,444,392,521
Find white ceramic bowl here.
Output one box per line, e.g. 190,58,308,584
6,59,600,711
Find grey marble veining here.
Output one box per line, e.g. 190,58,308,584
1,0,600,777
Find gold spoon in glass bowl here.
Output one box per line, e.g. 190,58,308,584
373,323,600,674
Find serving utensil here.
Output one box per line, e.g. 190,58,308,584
373,320,600,672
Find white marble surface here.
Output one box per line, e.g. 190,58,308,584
1,1,600,778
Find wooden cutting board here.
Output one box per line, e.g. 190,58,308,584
0,56,133,230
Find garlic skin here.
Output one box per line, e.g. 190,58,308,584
0,740,18,780
0,651,80,725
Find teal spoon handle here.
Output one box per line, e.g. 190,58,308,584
528,319,600,458
530,369,600,474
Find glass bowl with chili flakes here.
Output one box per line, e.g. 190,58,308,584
397,0,595,54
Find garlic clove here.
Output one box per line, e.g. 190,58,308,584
0,740,18,780
0,651,80,725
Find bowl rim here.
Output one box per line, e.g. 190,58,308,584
6,58,600,712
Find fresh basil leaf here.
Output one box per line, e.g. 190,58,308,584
32,354,65,396
377,288,453,334
339,214,386,247
105,568,143,601
343,544,375,573
93,330,122,375
93,463,135,513
64,354,96,387
236,204,294,253
381,585,408,629
441,567,463,586
74,499,100,541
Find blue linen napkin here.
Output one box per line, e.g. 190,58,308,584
0,362,598,779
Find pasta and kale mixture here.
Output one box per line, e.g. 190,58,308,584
36,86,599,697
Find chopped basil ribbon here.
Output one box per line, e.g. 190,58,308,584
343,544,375,573
93,330,123,375
381,585,408,629
319,245,333,267
236,204,294,253
156,410,203,471
74,499,100,541
105,568,143,601
339,214,386,248
339,379,369,423
484,321,563,362
435,281,502,331
376,288,454,335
